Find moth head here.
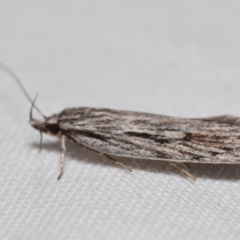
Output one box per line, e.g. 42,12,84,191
30,114,60,136
29,97,61,137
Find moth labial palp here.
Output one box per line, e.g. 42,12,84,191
2,62,240,181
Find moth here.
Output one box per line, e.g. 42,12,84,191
2,63,240,181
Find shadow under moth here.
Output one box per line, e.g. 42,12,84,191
2,63,240,181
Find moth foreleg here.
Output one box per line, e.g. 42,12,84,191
101,154,132,173
57,135,66,180
170,162,195,181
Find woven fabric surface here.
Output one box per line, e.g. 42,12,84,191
1,1,240,240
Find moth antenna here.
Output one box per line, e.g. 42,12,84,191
30,94,38,121
0,62,46,119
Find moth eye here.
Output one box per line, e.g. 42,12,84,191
47,124,60,134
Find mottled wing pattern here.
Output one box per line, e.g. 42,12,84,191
59,108,240,163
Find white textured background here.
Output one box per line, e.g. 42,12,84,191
1,1,240,240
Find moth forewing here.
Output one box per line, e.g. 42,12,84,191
58,108,240,164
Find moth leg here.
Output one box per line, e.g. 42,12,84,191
170,162,195,181
57,135,66,180
102,154,132,172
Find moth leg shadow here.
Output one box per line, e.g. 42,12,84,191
31,141,240,181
